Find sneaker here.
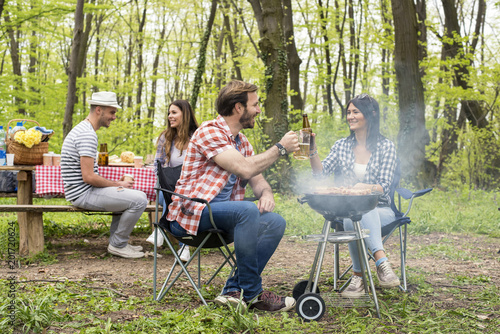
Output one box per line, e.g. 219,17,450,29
146,230,164,247
377,261,400,288
249,290,296,312
178,246,190,262
128,244,143,252
214,290,247,310
108,244,145,259
341,275,365,298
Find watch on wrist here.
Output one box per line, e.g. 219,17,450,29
275,143,287,156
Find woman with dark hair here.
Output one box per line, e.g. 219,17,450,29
146,100,198,261
309,93,399,297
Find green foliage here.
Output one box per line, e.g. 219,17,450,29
0,295,64,333
439,126,500,190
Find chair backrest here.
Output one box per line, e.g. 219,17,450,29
156,160,182,208
389,158,403,218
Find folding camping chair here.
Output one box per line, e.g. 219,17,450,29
152,161,237,305
332,159,433,292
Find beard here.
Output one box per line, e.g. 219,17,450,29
239,106,255,129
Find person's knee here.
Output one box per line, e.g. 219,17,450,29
131,191,148,210
263,212,286,235
239,201,260,221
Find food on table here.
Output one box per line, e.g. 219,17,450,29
120,151,135,163
108,155,120,163
312,186,372,196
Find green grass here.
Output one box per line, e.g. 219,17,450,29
0,189,499,333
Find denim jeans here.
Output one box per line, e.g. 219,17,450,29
158,191,185,248
72,186,148,248
342,206,395,272
170,200,286,301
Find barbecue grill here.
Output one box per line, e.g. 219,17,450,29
294,191,382,321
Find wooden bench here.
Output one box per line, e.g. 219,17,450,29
0,204,161,257
0,204,158,213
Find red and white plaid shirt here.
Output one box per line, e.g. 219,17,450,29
167,115,254,235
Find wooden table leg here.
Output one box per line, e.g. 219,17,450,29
17,170,44,257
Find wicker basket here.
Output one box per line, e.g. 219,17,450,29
6,119,49,165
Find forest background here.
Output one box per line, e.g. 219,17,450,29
0,0,499,193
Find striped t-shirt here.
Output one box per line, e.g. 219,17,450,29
61,121,99,201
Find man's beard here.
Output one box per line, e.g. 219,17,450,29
239,106,254,129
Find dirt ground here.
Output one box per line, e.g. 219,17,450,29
4,232,500,324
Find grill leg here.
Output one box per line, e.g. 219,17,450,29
353,220,380,318
306,220,332,294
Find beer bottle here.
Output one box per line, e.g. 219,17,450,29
302,113,311,133
98,143,109,166
294,114,312,160
302,113,315,155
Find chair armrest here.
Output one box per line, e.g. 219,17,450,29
154,186,208,204
396,187,432,200
395,187,433,217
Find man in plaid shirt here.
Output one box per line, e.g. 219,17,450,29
167,80,299,312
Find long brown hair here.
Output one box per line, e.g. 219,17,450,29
346,93,381,152
157,100,198,163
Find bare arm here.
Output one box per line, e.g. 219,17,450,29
248,174,275,213
80,156,133,188
212,130,299,180
309,133,323,173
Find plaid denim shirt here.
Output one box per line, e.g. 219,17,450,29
167,115,253,235
317,134,397,206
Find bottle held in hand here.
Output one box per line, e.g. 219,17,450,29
293,114,312,160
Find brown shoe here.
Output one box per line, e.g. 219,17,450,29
248,290,296,312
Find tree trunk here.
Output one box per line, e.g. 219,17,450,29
248,0,290,191
333,0,347,114
441,0,488,128
318,0,333,116
149,23,166,122
0,0,5,20
222,0,242,80
215,24,226,89
135,0,147,120
5,13,25,115
63,0,85,139
390,0,429,184
416,0,427,79
380,0,392,122
190,0,218,110
283,0,303,116
76,11,93,78
248,0,288,140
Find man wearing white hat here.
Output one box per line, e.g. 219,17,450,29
61,91,148,258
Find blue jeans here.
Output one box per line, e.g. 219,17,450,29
342,206,395,272
158,191,185,248
72,186,148,248
170,201,286,300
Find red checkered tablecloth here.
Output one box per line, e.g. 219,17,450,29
35,165,157,201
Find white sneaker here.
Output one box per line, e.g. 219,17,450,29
178,246,190,262
128,244,143,252
146,230,164,247
377,261,400,288
341,275,365,298
108,244,145,259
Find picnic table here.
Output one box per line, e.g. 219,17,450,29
36,165,157,201
0,165,158,256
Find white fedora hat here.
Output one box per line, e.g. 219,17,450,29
87,91,121,108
